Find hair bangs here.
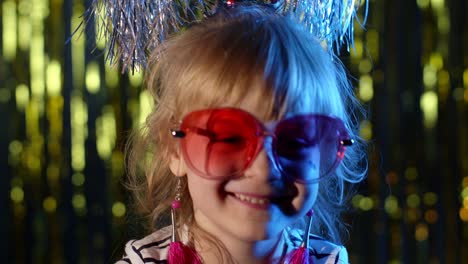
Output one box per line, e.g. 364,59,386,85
259,19,346,121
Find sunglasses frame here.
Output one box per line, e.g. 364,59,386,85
171,107,353,183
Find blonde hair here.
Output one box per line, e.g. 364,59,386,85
126,4,367,249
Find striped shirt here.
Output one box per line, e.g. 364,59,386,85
116,226,348,263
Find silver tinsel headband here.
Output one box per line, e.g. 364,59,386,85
83,0,368,73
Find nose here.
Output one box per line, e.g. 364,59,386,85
243,137,282,182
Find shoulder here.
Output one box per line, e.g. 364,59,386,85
308,234,348,264
115,226,172,264
285,228,349,264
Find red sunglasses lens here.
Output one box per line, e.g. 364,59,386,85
180,109,261,178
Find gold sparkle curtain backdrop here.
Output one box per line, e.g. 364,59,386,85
0,0,467,263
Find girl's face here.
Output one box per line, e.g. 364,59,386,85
169,89,348,246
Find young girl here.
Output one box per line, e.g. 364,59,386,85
117,5,366,264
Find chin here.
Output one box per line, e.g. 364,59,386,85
225,224,264,242
241,224,284,242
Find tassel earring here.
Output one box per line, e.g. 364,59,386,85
167,178,202,264
285,210,315,264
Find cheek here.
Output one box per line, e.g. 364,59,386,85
293,183,319,214
185,169,225,210
186,173,207,206
306,183,319,205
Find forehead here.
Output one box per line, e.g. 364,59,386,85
230,85,277,121
218,82,313,123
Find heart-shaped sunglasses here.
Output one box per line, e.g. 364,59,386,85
171,108,353,183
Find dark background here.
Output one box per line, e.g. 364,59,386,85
0,0,467,263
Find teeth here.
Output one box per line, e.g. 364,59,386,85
234,193,269,205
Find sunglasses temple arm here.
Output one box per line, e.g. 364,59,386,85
171,128,216,139
171,130,186,138
341,138,354,146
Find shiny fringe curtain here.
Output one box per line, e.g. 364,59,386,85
0,0,467,263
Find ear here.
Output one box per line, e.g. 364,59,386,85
169,150,187,177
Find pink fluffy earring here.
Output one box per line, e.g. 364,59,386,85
167,178,202,264
285,210,315,264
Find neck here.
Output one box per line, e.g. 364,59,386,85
193,227,283,264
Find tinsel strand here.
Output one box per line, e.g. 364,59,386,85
83,0,367,72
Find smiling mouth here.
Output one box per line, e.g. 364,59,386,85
233,193,270,206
